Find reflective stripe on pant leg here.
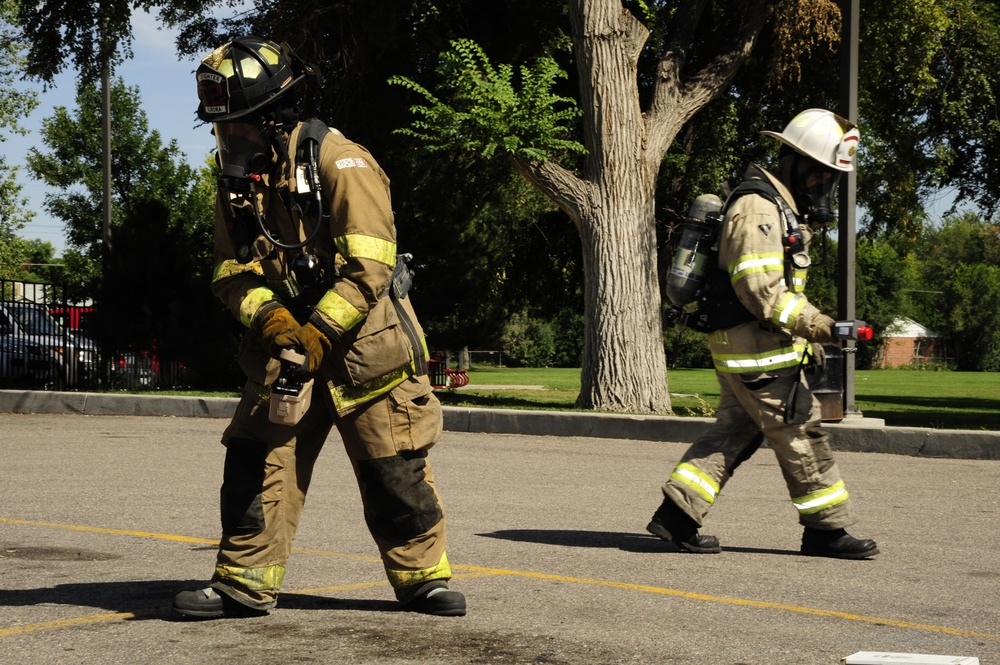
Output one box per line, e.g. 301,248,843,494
214,382,334,607
338,377,449,591
388,551,453,601
664,374,761,526
748,376,857,529
670,463,720,505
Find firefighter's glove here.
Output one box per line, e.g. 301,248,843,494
810,314,838,344
259,307,300,359
273,322,331,375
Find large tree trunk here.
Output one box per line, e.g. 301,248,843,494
571,1,670,412
514,0,770,414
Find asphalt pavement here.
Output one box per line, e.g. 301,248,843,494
1,391,998,664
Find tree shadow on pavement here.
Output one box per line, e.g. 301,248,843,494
477,529,797,556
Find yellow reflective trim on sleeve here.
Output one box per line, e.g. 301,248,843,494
711,343,807,373
239,287,279,328
214,563,286,593
791,269,808,293
315,290,365,332
670,463,720,505
333,234,397,266
213,259,264,283
730,252,783,284
385,552,452,591
773,292,807,327
793,480,849,515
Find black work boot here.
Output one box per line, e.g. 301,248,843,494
403,581,467,617
646,499,721,553
172,586,269,619
800,527,880,559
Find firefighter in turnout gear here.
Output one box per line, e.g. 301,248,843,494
647,109,879,559
172,36,466,618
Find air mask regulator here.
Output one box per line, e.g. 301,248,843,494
214,119,324,263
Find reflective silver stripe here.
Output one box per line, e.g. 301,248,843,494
670,463,719,504
730,253,783,283
712,344,805,373
773,293,806,327
793,480,849,515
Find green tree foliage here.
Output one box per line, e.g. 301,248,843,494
860,0,1000,231
26,77,206,280
910,213,1000,371
0,0,39,280
389,39,585,161
15,0,139,84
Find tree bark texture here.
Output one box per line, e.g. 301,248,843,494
514,0,771,414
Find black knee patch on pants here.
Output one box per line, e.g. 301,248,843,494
357,452,443,541
220,437,268,535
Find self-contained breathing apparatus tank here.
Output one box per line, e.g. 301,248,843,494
664,194,724,326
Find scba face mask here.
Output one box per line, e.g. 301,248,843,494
794,158,841,226
214,119,275,192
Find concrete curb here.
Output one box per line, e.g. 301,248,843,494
2,389,998,461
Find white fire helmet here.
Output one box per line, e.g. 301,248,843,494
761,108,860,172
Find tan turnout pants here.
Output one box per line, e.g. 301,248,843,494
663,371,856,530
210,374,449,610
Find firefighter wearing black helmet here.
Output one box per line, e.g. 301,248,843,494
172,36,465,618
646,110,879,560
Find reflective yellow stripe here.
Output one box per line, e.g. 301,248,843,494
330,359,412,414
213,259,264,283
730,252,783,284
333,234,397,266
385,552,452,590
214,563,286,592
773,292,807,327
670,463,719,505
791,269,808,293
712,343,806,373
793,480,849,515
315,290,364,332
239,287,279,328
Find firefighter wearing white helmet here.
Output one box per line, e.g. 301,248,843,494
647,109,879,559
172,36,466,619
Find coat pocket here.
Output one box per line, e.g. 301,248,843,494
328,298,412,387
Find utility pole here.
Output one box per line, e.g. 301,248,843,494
838,0,861,417
101,10,113,267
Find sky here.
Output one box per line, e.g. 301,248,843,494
6,10,218,256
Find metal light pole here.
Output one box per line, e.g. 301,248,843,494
838,0,860,417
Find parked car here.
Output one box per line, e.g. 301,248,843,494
49,304,160,389
0,301,95,389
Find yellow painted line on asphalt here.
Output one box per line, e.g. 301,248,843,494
0,609,157,637
0,517,216,545
451,564,998,640
3,517,997,641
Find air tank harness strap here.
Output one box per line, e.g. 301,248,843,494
389,253,427,377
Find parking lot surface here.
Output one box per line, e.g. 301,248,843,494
1,412,997,664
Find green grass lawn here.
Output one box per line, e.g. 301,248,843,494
437,366,1000,431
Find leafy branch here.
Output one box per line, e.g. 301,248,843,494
389,38,585,162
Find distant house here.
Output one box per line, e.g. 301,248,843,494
877,317,948,368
